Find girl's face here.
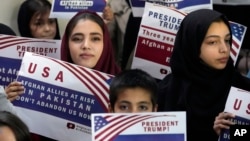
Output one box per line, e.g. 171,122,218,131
200,21,231,70
111,87,157,113
68,19,104,68
29,10,57,39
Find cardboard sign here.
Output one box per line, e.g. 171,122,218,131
0,35,61,88
91,112,187,141
50,0,106,18
218,87,250,141
129,0,212,17
13,52,113,141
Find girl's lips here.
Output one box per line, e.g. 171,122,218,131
80,53,94,59
40,35,55,39
217,57,228,63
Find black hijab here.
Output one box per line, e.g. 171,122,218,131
160,9,235,111
158,9,250,141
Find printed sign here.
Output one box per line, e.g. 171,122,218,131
50,0,106,19
218,87,250,141
0,34,61,88
91,112,187,141
13,52,113,141
131,2,186,79
130,3,247,80
129,0,212,17
229,21,247,65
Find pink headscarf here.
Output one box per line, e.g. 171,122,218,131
61,10,121,75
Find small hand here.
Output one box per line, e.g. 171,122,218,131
213,112,235,135
5,81,24,101
102,5,114,22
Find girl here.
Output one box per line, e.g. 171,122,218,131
17,0,60,39
157,9,250,141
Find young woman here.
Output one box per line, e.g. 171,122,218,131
5,10,121,141
17,0,60,39
157,9,250,141
6,10,121,100
61,10,121,75
5,0,61,106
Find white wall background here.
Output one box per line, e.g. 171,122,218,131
0,0,68,37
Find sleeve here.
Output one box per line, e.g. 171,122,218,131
0,86,17,115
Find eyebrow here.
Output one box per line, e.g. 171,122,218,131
138,101,151,105
89,32,103,38
225,33,231,38
71,32,102,37
119,101,151,105
70,33,82,36
205,33,231,39
90,32,102,36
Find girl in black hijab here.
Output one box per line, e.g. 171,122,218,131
157,9,250,141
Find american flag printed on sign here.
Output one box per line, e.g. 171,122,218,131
49,58,113,112
229,21,247,65
0,34,55,50
13,52,115,141
91,112,186,141
94,115,155,141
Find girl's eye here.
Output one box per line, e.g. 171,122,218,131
207,40,217,45
119,105,129,111
48,19,56,24
225,39,230,43
92,37,101,42
225,39,231,47
35,21,42,26
71,37,82,42
138,105,149,111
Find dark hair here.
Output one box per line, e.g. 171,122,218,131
109,69,158,110
17,0,60,39
0,23,16,36
0,111,31,141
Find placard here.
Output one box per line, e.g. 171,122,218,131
13,52,113,141
91,112,187,141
